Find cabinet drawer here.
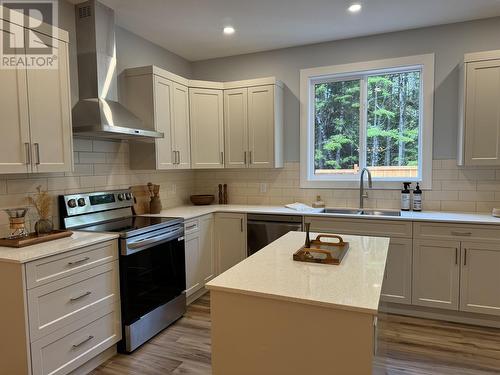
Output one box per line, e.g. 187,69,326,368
31,302,121,375
28,261,119,342
26,240,118,289
304,217,412,239
185,218,200,235
414,222,500,242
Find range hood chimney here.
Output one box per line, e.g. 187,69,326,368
72,0,163,140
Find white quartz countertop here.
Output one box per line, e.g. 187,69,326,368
206,231,390,314
0,231,119,264
144,204,500,225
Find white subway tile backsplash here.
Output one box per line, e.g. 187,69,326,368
79,152,106,164
73,138,93,152
7,179,47,194
47,176,80,191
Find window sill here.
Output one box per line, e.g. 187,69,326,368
300,179,430,190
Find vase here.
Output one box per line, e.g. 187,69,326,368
35,218,53,235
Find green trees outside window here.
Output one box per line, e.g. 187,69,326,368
314,70,421,178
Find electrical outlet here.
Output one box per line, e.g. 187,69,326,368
260,183,267,193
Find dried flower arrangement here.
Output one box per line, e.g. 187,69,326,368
27,185,52,220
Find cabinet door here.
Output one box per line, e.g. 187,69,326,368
248,85,274,168
199,215,215,284
172,83,191,169
380,238,412,305
224,88,248,168
0,26,31,173
153,76,175,169
27,32,72,173
464,59,500,166
460,242,500,316
215,213,246,274
185,230,202,297
189,88,224,169
412,240,460,310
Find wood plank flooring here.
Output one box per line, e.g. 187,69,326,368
92,293,500,374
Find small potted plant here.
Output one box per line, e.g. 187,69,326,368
28,185,53,235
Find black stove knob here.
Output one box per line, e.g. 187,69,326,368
67,199,77,208
117,193,125,201
125,193,132,200
77,198,86,207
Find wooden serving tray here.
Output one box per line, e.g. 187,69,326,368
0,230,73,248
293,234,349,265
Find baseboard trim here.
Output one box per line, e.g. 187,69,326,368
187,287,208,305
380,302,500,328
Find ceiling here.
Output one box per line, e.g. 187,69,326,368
84,0,500,61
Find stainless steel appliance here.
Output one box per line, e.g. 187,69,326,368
247,214,303,256
59,190,186,353
72,0,164,140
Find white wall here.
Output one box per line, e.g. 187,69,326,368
191,17,500,162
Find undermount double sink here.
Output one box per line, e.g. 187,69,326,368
321,208,401,217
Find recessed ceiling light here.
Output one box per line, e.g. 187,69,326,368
348,3,362,13
223,26,235,35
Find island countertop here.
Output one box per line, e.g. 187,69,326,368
206,231,390,314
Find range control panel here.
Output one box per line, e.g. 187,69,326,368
60,189,134,217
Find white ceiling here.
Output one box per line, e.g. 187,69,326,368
91,0,500,61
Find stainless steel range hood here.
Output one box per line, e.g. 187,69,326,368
72,0,163,140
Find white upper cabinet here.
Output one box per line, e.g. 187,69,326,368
224,83,284,169
458,50,500,166
124,67,191,170
190,88,225,169
0,27,31,174
224,88,248,168
0,25,72,174
172,83,191,169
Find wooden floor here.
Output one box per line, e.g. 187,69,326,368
92,293,500,374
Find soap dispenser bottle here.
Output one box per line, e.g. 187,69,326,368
413,183,422,212
401,182,411,211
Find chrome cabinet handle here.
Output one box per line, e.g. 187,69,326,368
244,151,247,165
455,248,458,265
33,143,40,165
72,335,94,348
186,224,197,230
249,151,252,164
220,151,224,165
451,231,472,236
240,218,243,232
70,291,92,302
24,143,31,165
173,150,177,164
464,248,467,266
177,151,181,164
68,257,90,266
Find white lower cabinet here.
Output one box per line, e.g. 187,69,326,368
215,213,247,274
0,240,120,375
412,240,460,310
185,215,215,303
380,238,412,304
460,242,500,316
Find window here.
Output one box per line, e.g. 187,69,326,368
300,54,434,189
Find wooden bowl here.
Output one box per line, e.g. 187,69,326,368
190,195,215,205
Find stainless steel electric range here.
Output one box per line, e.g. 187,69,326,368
59,189,186,353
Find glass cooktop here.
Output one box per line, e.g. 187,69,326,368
79,216,182,238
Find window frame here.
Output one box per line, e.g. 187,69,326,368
300,54,435,189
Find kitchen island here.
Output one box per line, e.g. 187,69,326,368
206,231,390,375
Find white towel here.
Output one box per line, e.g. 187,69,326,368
285,202,316,212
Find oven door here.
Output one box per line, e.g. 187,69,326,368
119,226,186,326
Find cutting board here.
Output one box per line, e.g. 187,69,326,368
130,184,152,215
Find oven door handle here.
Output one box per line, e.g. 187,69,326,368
126,228,183,253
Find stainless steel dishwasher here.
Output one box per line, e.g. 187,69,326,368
247,214,303,256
